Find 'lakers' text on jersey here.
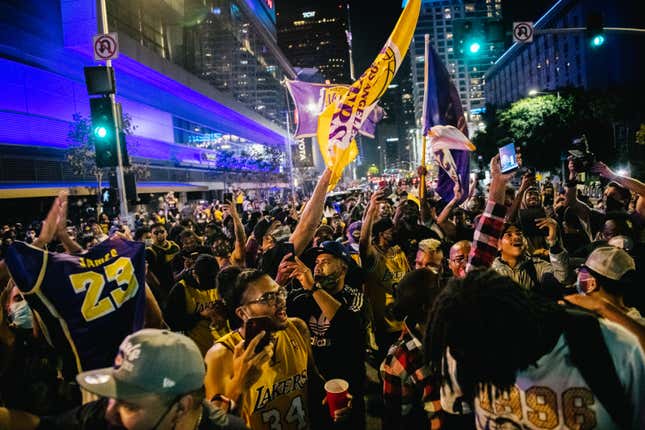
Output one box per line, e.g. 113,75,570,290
217,318,310,429
5,238,146,376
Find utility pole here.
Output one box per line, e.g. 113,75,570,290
98,0,129,224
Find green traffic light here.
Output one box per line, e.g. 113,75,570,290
591,35,605,47
469,42,481,54
94,126,108,138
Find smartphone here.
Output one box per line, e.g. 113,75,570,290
518,207,548,237
499,142,519,173
244,316,274,353
283,242,295,261
223,192,233,203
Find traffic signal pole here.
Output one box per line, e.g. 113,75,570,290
98,0,129,224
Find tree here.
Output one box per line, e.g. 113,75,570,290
66,112,149,212
473,89,639,171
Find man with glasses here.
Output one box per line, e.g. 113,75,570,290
146,223,180,308
3,329,248,429
448,240,471,279
205,269,347,429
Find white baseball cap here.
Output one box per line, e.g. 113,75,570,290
584,246,635,281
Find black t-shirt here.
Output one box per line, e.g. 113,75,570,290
286,286,366,394
394,224,440,267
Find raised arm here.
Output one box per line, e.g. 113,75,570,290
225,200,247,267
592,161,645,197
55,196,83,254
506,173,534,222
359,190,383,268
436,182,463,225
466,155,514,271
32,191,67,250
290,169,332,256
564,158,591,221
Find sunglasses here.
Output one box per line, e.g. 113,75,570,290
152,230,166,235
245,287,287,307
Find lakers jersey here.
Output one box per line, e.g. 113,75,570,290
217,318,309,429
5,238,146,377
366,245,410,333
179,278,230,355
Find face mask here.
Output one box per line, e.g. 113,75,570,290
144,238,153,247
576,268,597,295
9,300,33,329
314,273,341,291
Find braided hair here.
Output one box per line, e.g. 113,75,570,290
424,268,565,402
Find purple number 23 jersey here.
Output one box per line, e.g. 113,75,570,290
5,237,146,376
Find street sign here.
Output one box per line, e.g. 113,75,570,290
513,22,534,43
93,33,119,61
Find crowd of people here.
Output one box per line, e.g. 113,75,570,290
0,154,643,429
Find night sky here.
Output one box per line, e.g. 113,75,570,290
348,0,555,72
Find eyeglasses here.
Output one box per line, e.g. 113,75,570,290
245,287,287,307
152,230,166,235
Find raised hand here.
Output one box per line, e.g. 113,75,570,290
231,331,273,390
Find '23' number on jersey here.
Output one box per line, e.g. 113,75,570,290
69,257,139,321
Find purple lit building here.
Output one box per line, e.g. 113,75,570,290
0,0,296,202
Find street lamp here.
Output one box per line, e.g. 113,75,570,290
528,88,560,99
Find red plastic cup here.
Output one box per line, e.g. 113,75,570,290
324,378,349,418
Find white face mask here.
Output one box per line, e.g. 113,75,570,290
9,300,33,329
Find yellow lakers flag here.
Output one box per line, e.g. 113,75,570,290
317,0,421,189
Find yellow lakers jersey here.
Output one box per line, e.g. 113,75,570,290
180,279,230,355
366,245,410,333
217,318,309,429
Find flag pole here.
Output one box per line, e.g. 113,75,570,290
419,34,430,200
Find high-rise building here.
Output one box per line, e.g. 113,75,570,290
276,1,351,84
485,0,642,107
0,0,294,207
410,0,504,143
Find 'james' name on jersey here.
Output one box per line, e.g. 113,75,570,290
5,237,146,377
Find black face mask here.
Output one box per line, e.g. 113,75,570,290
314,273,341,291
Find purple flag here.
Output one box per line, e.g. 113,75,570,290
423,43,471,203
285,80,383,139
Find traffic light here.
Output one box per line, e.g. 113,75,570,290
586,12,605,48
89,96,118,167
452,19,503,57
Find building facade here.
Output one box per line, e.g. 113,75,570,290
410,0,504,141
484,0,642,107
276,0,351,84
0,0,296,203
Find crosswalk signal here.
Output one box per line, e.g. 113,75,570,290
586,12,605,48
89,96,118,167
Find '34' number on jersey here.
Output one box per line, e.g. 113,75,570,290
69,257,139,321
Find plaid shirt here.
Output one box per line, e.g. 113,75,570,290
466,200,506,272
380,320,443,429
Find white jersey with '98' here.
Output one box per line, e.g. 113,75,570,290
440,319,645,429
